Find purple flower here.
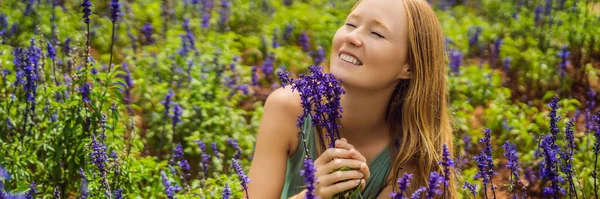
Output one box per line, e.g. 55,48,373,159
179,159,190,172
503,57,512,74
251,66,259,86
298,31,310,52
23,181,37,199
161,170,181,199
110,0,120,22
463,182,477,195
586,89,597,132
539,97,565,197
449,48,463,74
141,22,155,45
0,166,9,189
79,83,92,103
534,6,543,25
194,140,211,178
561,118,576,198
79,168,89,199
232,158,250,196
440,144,454,187
53,186,60,199
173,143,184,159
238,84,249,95
81,0,92,24
468,26,482,48
171,103,183,129
24,0,35,16
390,173,413,199
262,53,275,78
227,138,242,159
300,156,317,199
62,38,72,55
490,37,502,66
47,41,56,60
161,89,175,119
502,141,521,187
221,183,231,199
283,24,294,42
113,188,123,199
202,13,210,28
474,128,497,198
218,0,230,30
311,46,325,66
557,45,570,77
410,187,427,199
90,132,111,194
212,142,221,157
425,172,444,199
277,65,345,149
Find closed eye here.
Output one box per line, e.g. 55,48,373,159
345,23,356,28
371,32,385,39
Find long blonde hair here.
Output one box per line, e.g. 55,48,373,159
317,0,456,197
386,0,456,197
351,0,456,197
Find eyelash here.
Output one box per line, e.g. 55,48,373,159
345,23,385,39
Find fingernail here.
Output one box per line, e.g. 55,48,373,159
356,179,361,185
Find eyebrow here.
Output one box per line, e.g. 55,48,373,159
348,13,391,33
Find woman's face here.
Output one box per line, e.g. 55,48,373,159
330,0,410,91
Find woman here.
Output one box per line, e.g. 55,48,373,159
248,0,455,198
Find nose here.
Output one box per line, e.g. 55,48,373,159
344,30,363,47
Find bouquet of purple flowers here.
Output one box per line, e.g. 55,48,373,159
278,66,362,199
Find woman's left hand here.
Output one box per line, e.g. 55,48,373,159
334,138,371,186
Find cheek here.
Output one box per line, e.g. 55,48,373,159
331,29,344,49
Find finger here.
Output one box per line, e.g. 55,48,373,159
348,148,367,163
359,162,370,180
321,178,365,195
314,148,351,165
334,140,367,163
318,170,364,186
335,139,355,150
318,158,364,175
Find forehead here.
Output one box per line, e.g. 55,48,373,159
349,0,407,31
348,0,406,22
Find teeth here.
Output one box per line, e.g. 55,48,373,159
339,53,362,65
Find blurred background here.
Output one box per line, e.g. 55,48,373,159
0,0,599,198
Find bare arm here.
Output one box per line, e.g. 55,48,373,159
247,87,302,198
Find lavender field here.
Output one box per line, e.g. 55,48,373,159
0,0,599,198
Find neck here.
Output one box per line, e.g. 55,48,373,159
338,84,396,144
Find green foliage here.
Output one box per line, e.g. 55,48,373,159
0,0,599,198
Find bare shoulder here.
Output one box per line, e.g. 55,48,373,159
264,86,304,156
265,86,303,115
246,86,304,198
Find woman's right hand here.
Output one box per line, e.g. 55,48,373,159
313,148,368,199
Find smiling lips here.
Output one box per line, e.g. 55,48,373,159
339,53,363,66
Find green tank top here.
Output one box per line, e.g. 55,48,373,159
280,129,393,199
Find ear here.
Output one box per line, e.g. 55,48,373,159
396,63,412,80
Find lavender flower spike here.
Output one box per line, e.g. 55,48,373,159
440,144,454,187
222,183,231,199
300,156,317,199
425,172,444,199
390,173,413,199
81,0,92,24
110,0,120,22
232,158,250,198
227,138,242,159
